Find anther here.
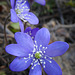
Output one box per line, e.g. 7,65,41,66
43,47,45,49
25,61,27,63
44,56,46,59
40,45,42,47
49,61,52,63
32,37,34,39
32,67,34,69
44,62,46,64
43,65,45,68
44,51,45,53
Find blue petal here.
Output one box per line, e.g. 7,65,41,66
10,0,15,9
18,19,24,32
24,27,32,33
34,0,46,5
9,57,32,72
16,0,30,13
31,28,39,40
31,28,39,37
24,27,39,40
29,63,42,75
10,9,18,23
22,12,39,25
15,32,34,52
5,44,31,57
45,41,69,57
34,28,50,47
42,59,62,75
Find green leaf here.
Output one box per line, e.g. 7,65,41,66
10,22,20,30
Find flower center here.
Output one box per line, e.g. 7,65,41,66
35,52,41,59
15,9,19,14
15,8,21,14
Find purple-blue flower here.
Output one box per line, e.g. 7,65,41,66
10,0,39,32
29,0,46,5
24,27,39,40
5,28,69,75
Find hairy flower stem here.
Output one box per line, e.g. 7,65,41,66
6,0,11,7
24,22,27,30
38,60,46,75
4,13,10,46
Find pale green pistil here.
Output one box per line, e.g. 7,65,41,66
15,9,21,14
35,52,41,59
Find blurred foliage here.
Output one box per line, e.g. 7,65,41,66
45,0,55,13
32,0,75,16
32,0,55,16
65,0,75,7
0,1,7,5
0,71,6,75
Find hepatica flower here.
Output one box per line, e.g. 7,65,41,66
10,0,39,32
5,28,69,75
24,27,39,40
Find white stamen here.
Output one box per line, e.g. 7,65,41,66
40,45,42,47
44,51,45,53
43,65,45,68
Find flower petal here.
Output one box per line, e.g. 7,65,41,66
24,27,32,33
15,32,34,52
29,63,42,75
24,12,39,25
9,57,32,72
34,28,50,47
16,0,30,13
18,19,24,32
10,9,18,23
42,59,62,75
5,44,31,57
31,28,39,37
34,0,46,5
45,41,69,57
31,28,39,40
10,0,15,9
18,12,39,25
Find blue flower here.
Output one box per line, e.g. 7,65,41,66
29,0,46,5
10,0,39,32
5,28,69,75
24,27,39,40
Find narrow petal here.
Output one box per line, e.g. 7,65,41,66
29,63,42,75
9,57,32,72
18,19,24,32
24,27,32,33
34,0,46,5
10,9,18,23
15,32,34,52
5,44,31,57
30,28,39,40
10,0,15,9
42,59,62,75
31,28,39,37
34,28,50,47
45,41,69,57
20,12,39,25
